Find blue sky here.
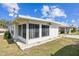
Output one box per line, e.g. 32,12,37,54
0,3,79,27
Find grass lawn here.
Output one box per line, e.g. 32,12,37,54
0,35,79,56
69,31,79,35
54,45,79,56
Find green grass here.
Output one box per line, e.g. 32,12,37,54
53,45,79,56
0,35,79,56
69,31,79,35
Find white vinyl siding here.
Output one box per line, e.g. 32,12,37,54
10,26,14,36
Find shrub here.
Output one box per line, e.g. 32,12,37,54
71,27,76,33
59,29,64,34
4,31,11,39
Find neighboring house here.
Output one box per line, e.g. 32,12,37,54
9,15,69,50
0,28,8,35
59,26,70,34
68,25,77,34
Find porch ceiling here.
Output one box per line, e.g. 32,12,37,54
12,18,29,24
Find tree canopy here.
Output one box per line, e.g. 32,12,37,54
0,19,8,28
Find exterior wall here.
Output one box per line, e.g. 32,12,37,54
28,36,50,44
50,26,59,38
14,24,18,39
9,25,14,38
17,36,26,43
14,24,26,43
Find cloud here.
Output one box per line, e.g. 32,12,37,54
41,5,67,19
51,8,67,18
9,13,14,16
71,19,75,23
42,5,49,12
71,19,79,27
50,6,57,9
41,5,49,17
2,3,20,16
34,9,37,12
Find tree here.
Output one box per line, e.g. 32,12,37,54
0,19,8,28
71,27,76,33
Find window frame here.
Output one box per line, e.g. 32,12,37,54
22,24,26,39
18,24,26,39
42,25,49,37
29,23,39,39
18,25,22,36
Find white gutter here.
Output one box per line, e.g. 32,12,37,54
18,15,69,27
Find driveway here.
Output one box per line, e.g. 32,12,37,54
64,34,79,39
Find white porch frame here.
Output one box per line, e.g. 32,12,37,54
39,24,42,38
26,23,29,45
16,23,50,45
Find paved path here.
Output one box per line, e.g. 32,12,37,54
64,34,79,39
0,33,4,35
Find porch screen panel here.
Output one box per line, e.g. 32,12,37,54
42,25,49,36
22,24,26,39
29,24,39,39
18,25,21,36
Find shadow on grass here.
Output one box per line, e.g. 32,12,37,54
6,39,15,44
51,45,79,56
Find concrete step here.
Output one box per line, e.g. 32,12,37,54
16,41,26,50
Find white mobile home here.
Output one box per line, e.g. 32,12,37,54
10,15,69,50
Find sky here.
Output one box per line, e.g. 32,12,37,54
0,3,79,27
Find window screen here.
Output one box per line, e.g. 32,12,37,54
42,25,49,36
29,24,39,39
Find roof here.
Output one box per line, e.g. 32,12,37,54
14,15,69,27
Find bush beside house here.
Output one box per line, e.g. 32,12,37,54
4,31,11,39
4,31,14,44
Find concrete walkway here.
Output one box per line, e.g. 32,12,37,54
0,33,4,35
64,34,79,39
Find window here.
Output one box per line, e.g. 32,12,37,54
18,24,26,39
42,25,49,36
11,30,14,35
22,24,26,39
11,26,14,35
18,25,21,36
29,23,39,39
